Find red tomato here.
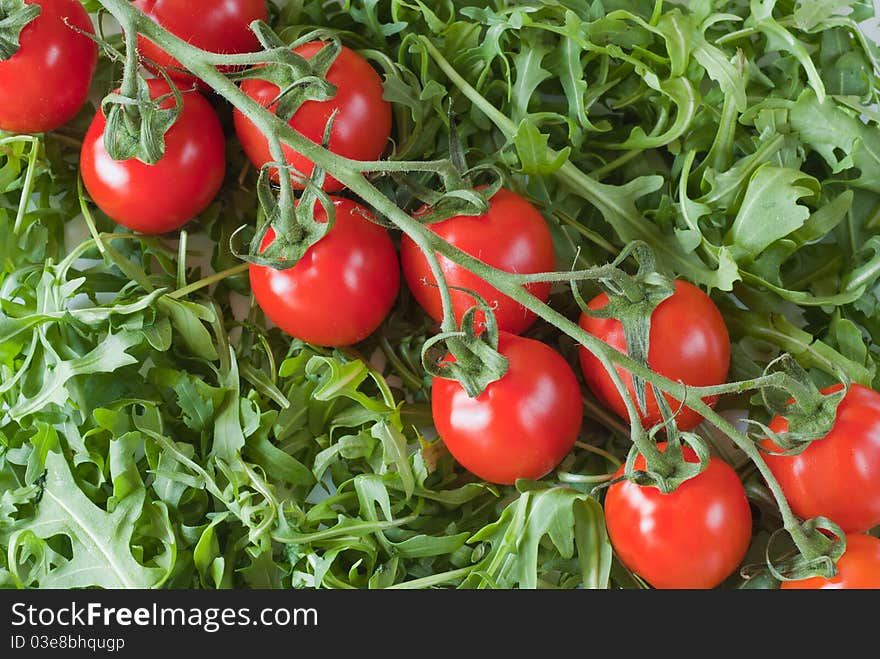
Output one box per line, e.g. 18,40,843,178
578,280,730,431
0,0,97,133
763,383,880,533
233,42,391,192
80,79,226,234
431,332,583,485
249,197,400,347
781,534,880,589
133,0,268,88
400,188,556,335
604,443,753,589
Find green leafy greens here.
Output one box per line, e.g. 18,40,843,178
3,0,880,589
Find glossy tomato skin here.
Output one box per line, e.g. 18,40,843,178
0,0,97,133
234,42,391,192
781,534,880,589
249,197,400,347
431,333,583,485
763,383,880,533
604,444,752,589
80,79,226,234
133,0,268,88
578,280,730,431
400,188,556,335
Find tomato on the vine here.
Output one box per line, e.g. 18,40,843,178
604,443,752,589
249,197,400,347
781,534,880,589
0,0,97,134
400,188,556,335
234,41,391,192
430,332,583,485
80,79,226,234
578,280,730,431
133,0,268,88
763,383,880,533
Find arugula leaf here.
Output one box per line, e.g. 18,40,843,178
727,166,820,259
5,451,171,589
794,0,861,31
465,484,611,589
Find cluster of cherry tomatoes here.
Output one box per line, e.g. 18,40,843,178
2,0,878,589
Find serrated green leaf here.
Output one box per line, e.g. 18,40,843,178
727,165,820,258
158,298,218,362
514,119,571,175
9,331,141,421
6,451,168,589
793,0,860,30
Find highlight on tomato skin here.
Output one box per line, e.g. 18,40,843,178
0,0,98,134
133,0,269,88
400,188,557,336
430,332,583,486
762,383,880,534
603,443,753,590
79,79,227,234
248,196,401,348
578,279,731,431
233,41,392,193
780,534,880,589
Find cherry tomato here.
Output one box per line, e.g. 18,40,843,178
133,0,268,88
431,332,583,485
249,197,400,347
763,383,880,533
781,534,880,589
604,443,753,589
578,280,730,431
234,42,391,192
80,79,226,234
400,188,556,335
0,0,97,133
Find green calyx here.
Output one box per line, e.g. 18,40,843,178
225,25,348,272
233,25,341,123
234,112,338,271
757,354,847,455
0,0,40,61
391,107,504,226
101,73,183,165
576,241,676,416
610,401,713,495
422,291,509,399
236,166,336,270
765,517,847,583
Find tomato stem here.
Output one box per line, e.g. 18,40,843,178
120,19,139,99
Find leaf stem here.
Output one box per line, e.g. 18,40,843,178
12,135,40,235
167,263,249,300
77,174,106,255
574,440,623,468
386,565,475,589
